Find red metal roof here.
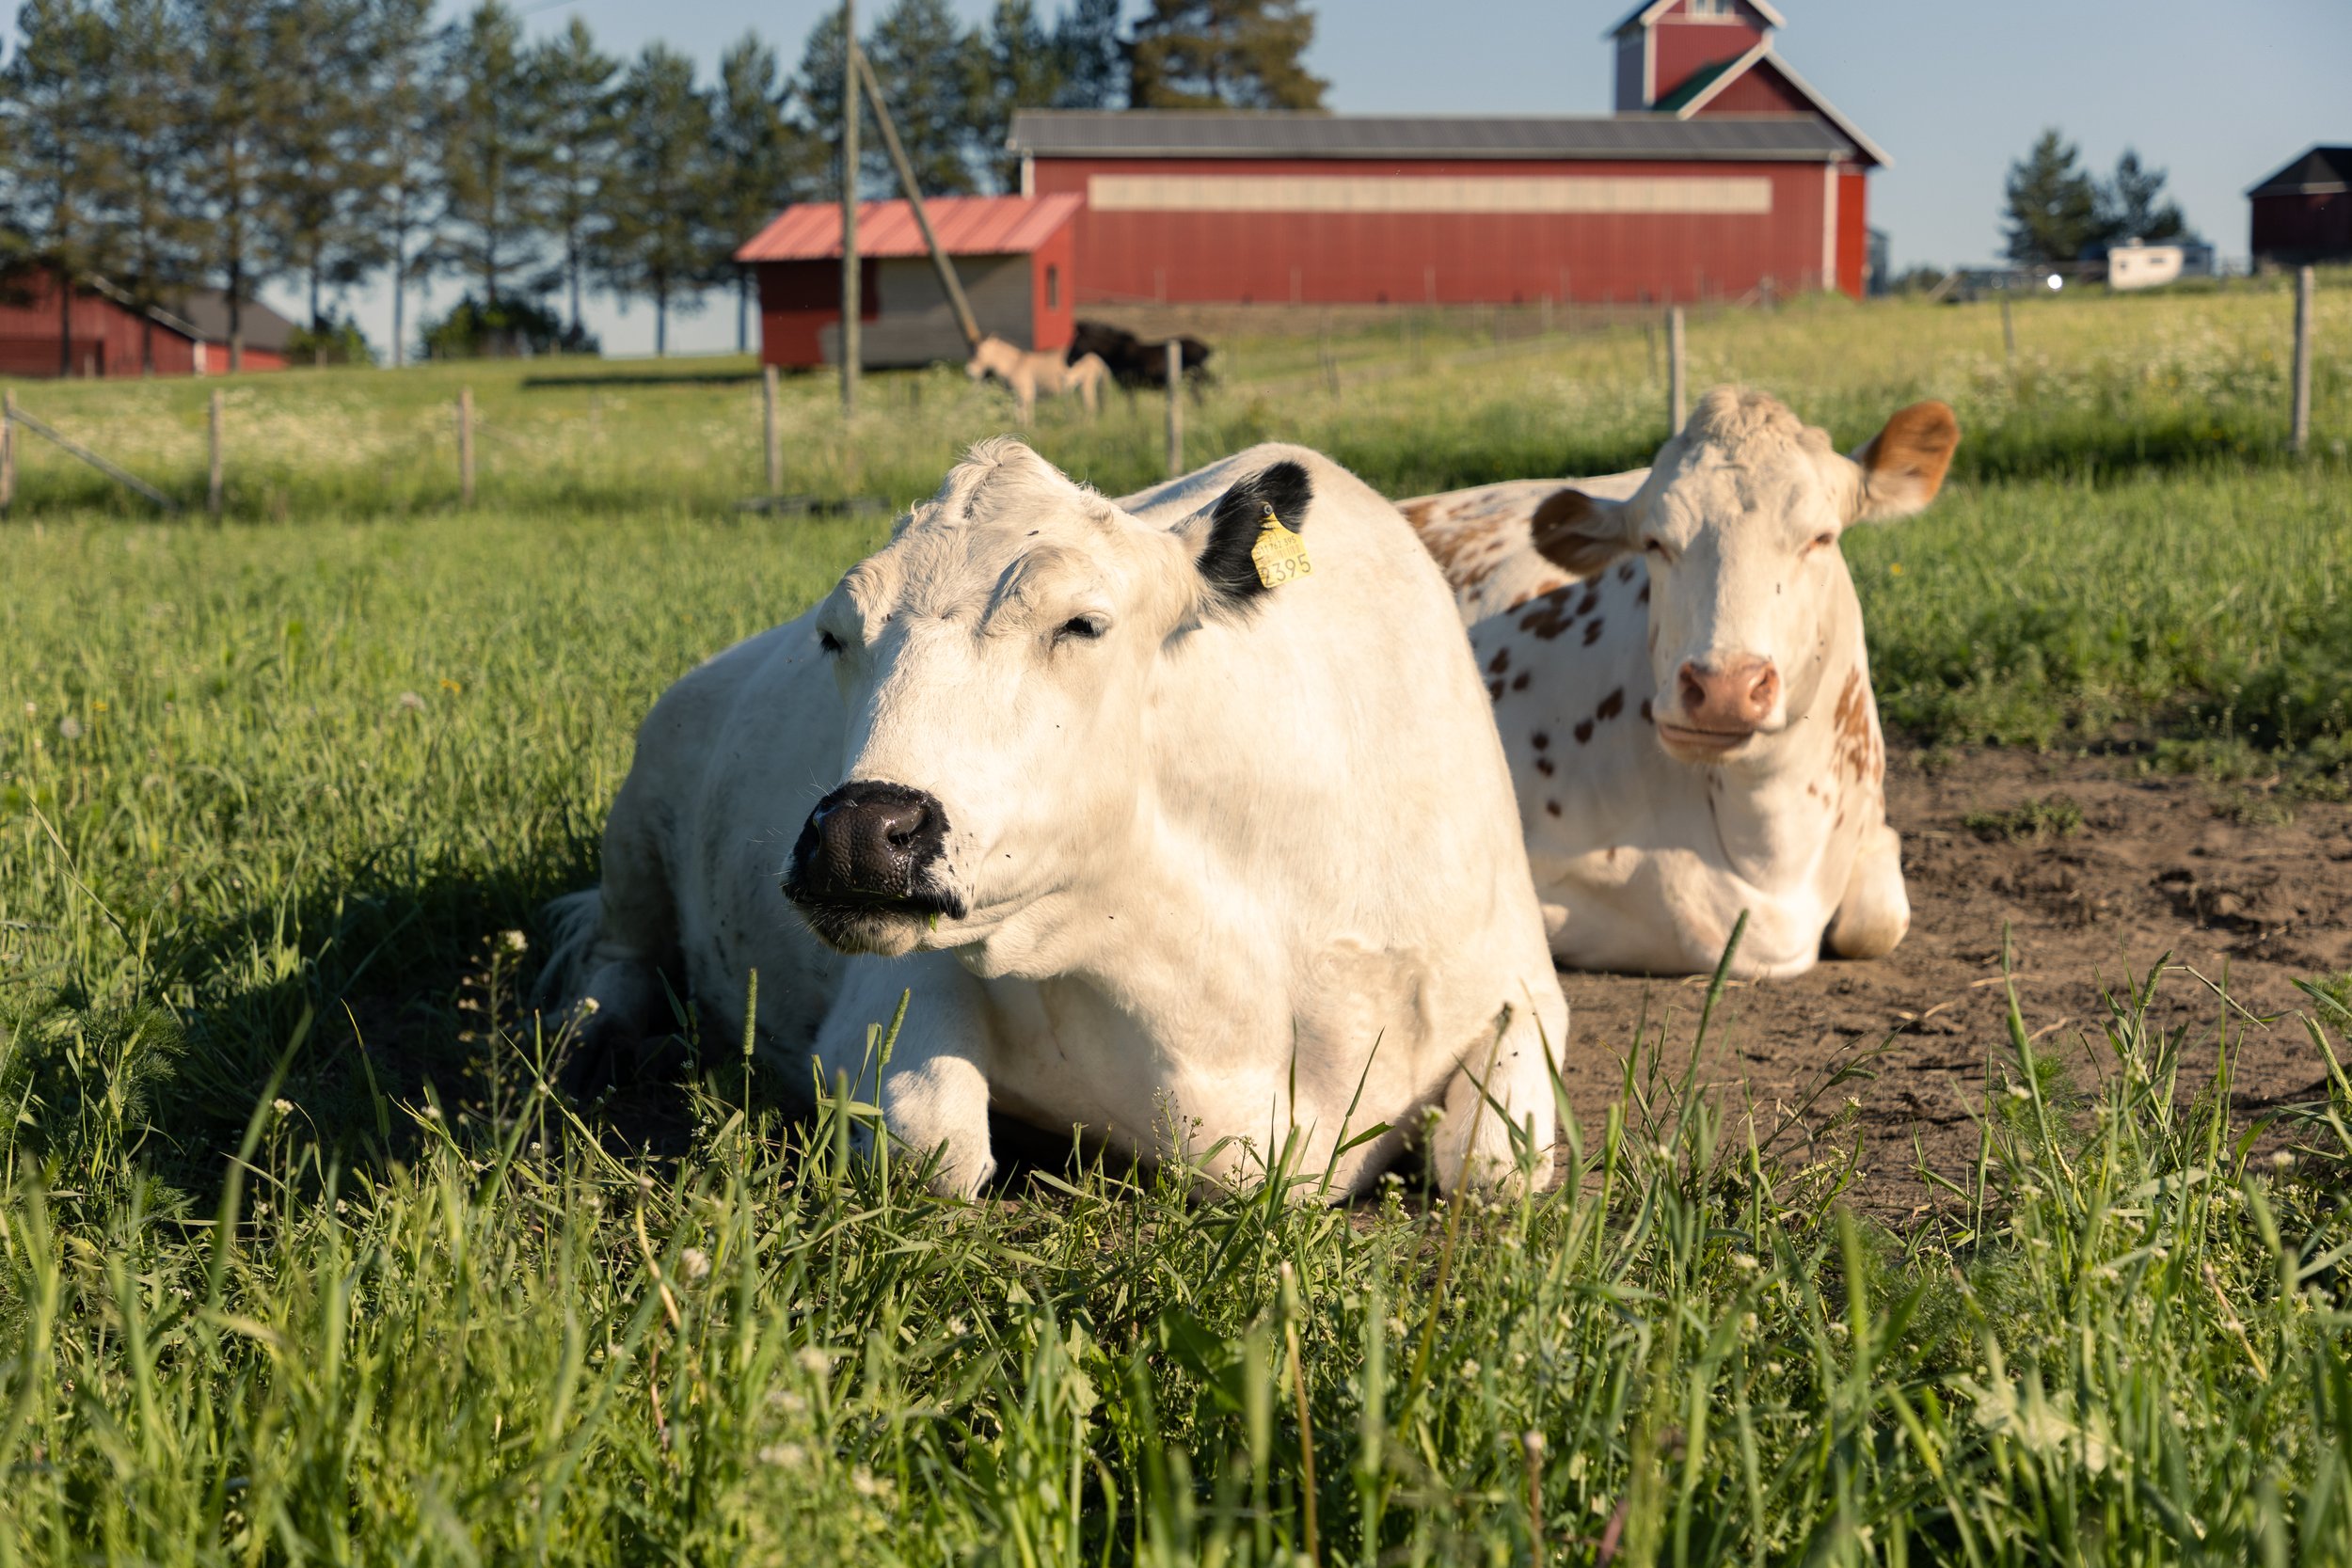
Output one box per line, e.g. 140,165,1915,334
736,193,1083,262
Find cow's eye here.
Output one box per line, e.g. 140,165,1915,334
1809,531,1837,551
818,630,845,657
1055,614,1106,644
1642,538,1671,560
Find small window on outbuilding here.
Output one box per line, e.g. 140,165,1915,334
1045,264,1060,309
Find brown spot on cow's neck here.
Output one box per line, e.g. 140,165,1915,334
1617,562,1636,583
1488,647,1511,674
1639,698,1653,722
1487,679,1504,702
1517,586,1577,641
1545,800,1562,817
1596,688,1625,721
1532,730,1550,751
1637,583,1650,606
1576,587,1600,617
1511,671,1531,690
1535,756,1554,777
1574,720,1594,744
1583,618,1605,646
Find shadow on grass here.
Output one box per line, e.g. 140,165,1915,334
518,371,762,390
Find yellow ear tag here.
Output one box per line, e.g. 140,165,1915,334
1248,503,1311,589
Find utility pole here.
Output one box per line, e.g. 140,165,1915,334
839,0,860,421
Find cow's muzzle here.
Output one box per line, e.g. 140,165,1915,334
1657,656,1779,759
784,781,965,951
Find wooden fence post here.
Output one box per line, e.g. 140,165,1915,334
457,387,475,508
1165,341,1183,480
2291,265,2314,454
1,389,14,515
839,1,860,421
1667,306,1687,436
762,365,782,494
207,389,224,519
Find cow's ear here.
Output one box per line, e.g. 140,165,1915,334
1195,460,1314,610
1530,487,1636,575
1850,401,1960,522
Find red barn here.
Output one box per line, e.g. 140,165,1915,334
736,194,1081,370
0,267,293,377
1009,0,1883,307
2249,147,2352,267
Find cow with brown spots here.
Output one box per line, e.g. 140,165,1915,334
1403,387,1960,979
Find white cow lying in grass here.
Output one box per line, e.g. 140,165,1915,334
1403,387,1960,980
547,438,1566,1197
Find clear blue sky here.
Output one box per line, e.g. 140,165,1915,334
24,0,2349,355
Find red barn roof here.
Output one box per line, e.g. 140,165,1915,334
735,193,1083,262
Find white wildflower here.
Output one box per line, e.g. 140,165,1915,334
759,1442,807,1469
501,929,528,953
678,1247,711,1282
397,691,425,712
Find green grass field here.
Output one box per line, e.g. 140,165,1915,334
4,279,2352,1563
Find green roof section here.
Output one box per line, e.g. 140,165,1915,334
1653,57,1742,114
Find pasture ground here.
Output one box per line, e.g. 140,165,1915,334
1562,746,2352,1212
5,277,2352,1562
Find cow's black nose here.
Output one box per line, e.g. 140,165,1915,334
791,781,946,901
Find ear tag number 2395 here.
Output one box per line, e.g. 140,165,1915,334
1249,504,1311,590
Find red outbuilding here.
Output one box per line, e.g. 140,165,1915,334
1009,0,1883,308
735,194,1082,370
2249,147,2352,267
0,266,294,377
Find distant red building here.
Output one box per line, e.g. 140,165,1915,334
1009,0,1883,308
0,266,294,377
2249,147,2352,267
734,194,1081,370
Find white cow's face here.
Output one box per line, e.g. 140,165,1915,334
1534,389,1958,767
784,439,1314,958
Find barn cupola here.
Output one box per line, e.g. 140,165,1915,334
1610,0,1784,112
1606,0,1887,169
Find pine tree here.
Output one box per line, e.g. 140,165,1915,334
93,0,199,372
436,0,545,307
177,0,281,371
1053,0,1126,108
789,8,855,202
2001,128,2102,267
1128,0,1324,110
352,0,438,367
2098,149,2188,246
710,32,800,351
969,0,1062,192
865,0,977,196
1,0,122,374
530,17,619,341
262,0,375,345
596,43,716,356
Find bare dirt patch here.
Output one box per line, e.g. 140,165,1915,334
1550,748,2352,1212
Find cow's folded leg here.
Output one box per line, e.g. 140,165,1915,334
1429,1005,1560,1195
1826,819,1910,960
817,958,998,1199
